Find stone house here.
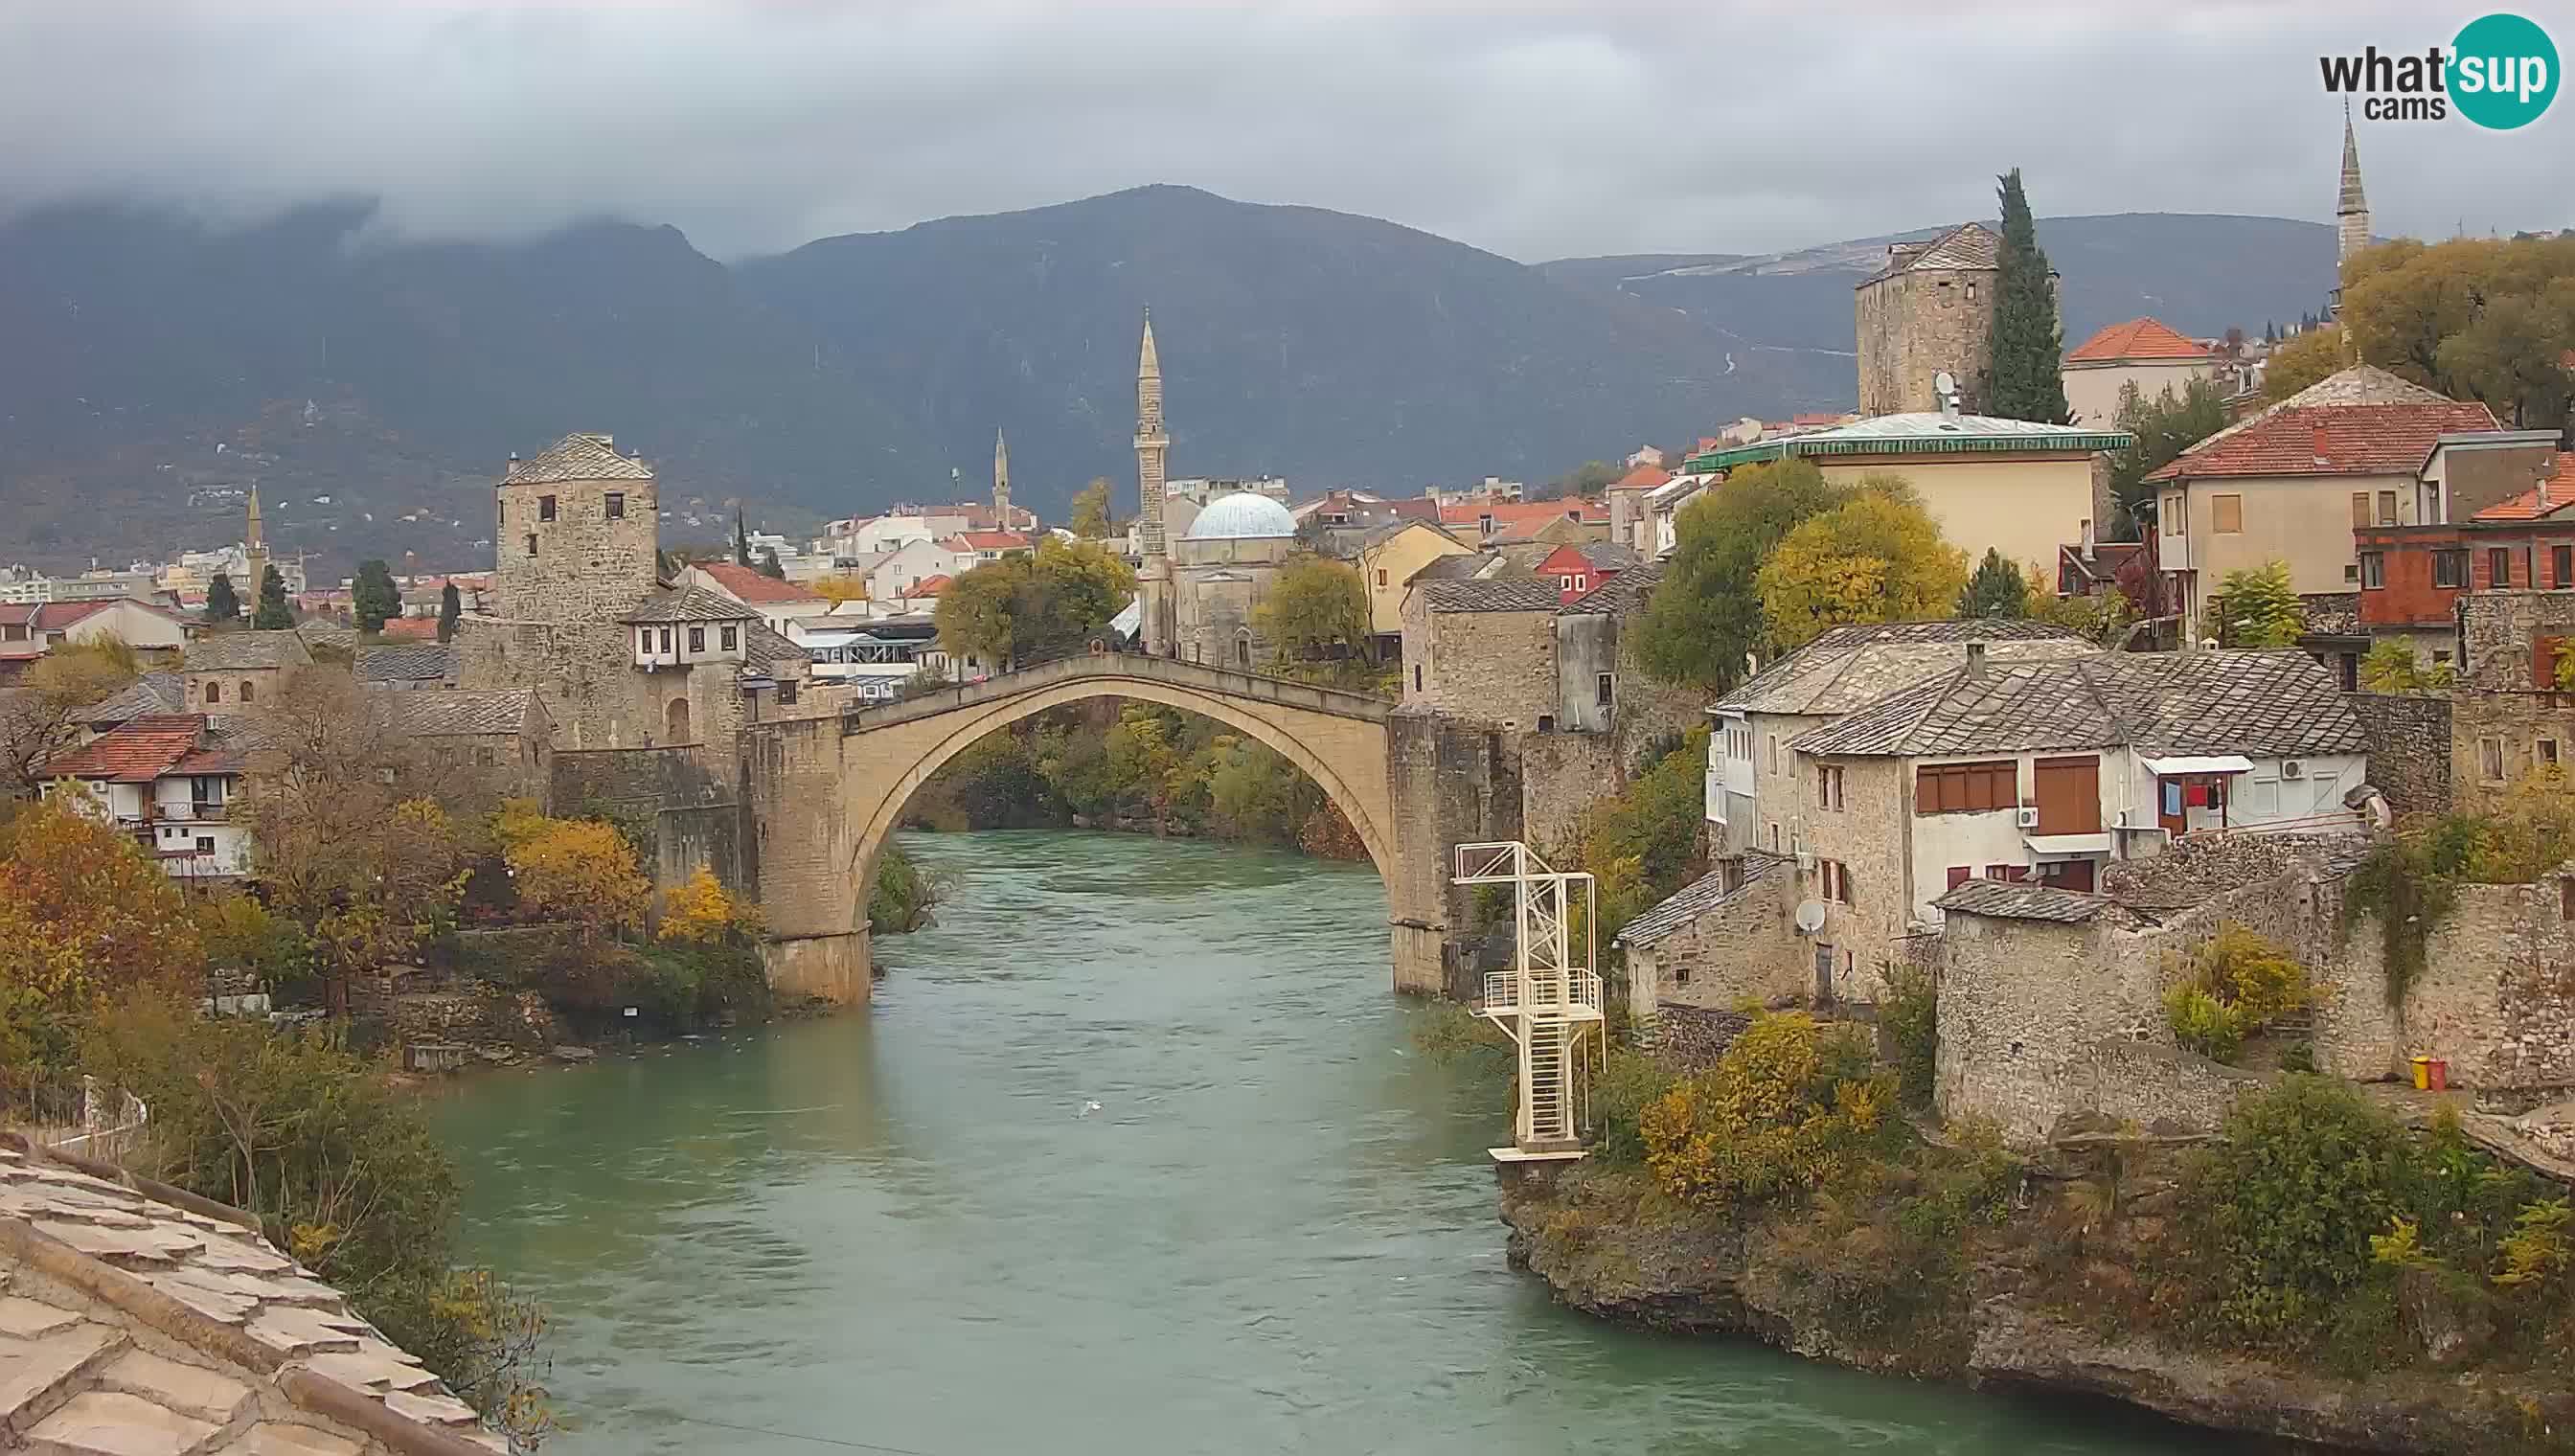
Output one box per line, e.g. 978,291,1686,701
177,630,313,714
1536,540,1635,605
1398,578,1565,727
1854,221,2010,417
1612,852,1798,1022
39,713,252,880
1706,620,2095,856
1640,473,1713,559
2452,588,2575,807
1605,465,1669,557
1684,410,2128,586
353,643,457,691
384,686,555,808
2143,366,2495,643
2061,316,2216,427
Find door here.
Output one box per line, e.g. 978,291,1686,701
2031,756,2102,833
1813,944,1835,1007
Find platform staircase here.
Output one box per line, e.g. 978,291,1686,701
1458,842,1604,1162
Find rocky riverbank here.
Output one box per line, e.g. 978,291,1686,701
1497,1155,2575,1454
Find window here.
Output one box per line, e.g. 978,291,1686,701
2211,493,2244,534
238,680,254,703
2359,552,2385,589
205,681,220,705
2557,546,2574,589
1595,672,1614,708
2480,737,2506,783
2433,550,2469,588
1946,866,1971,890
1817,763,1845,810
605,491,625,519
474,745,497,767
721,625,738,650
778,680,800,706
2541,739,2562,768
2564,876,2575,922
2377,489,2398,527
2350,491,2371,529
194,836,214,854
688,626,705,652
1536,714,1555,732
1376,569,1387,587
538,494,557,522
525,534,538,557
1766,735,1780,774
1915,759,2017,814
1559,576,1574,591
1818,859,1852,904
2491,547,2513,587
1574,575,1588,593
1413,665,1423,692
2165,493,2186,535
638,629,652,654
1768,823,1781,853
659,627,673,652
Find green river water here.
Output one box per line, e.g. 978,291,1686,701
431,829,2218,1456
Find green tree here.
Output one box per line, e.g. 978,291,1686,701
1538,460,1621,499
2108,377,2230,539
1956,548,2031,619
733,507,753,567
2262,326,2346,401
437,581,461,643
759,546,786,580
1988,168,2071,423
251,563,292,629
1635,458,1849,690
934,535,1136,668
0,640,143,798
1755,478,1969,650
1254,553,1375,684
204,571,239,625
352,558,401,633
2359,638,2453,694
2209,560,2304,648
2333,235,2575,424
1068,478,1114,537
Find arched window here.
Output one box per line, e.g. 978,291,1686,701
205,681,221,705
1235,632,1252,668
666,697,693,743
239,680,255,704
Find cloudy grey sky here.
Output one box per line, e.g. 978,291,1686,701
2,1,2566,262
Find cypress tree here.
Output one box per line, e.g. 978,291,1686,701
1956,548,2032,619
759,547,786,580
437,581,461,643
1987,169,2071,423
252,564,292,629
353,558,400,633
733,508,753,567
205,572,239,625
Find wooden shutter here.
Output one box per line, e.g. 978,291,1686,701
2535,635,2564,690
2350,492,2371,528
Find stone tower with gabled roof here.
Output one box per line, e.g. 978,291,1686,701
491,431,659,623
1854,221,2005,417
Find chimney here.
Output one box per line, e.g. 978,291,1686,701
1965,641,1987,676
2080,517,2096,561
2540,456,2555,509
2312,424,2332,466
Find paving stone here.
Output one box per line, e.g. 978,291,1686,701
0,1295,85,1339
244,1308,361,1357
217,1424,364,1456
306,1348,441,1393
97,1348,252,1424
0,1322,125,1424
382,1387,479,1425
190,1238,292,1276
30,1221,199,1265
24,1388,217,1456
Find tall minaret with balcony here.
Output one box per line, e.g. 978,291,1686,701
992,427,1012,527
1133,309,1174,655
2336,109,2371,266
242,482,269,605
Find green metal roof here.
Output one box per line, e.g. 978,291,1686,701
1686,415,2133,473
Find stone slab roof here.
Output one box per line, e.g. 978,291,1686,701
502,432,653,486
80,672,185,727
1420,579,1565,614
184,632,314,673
1932,877,2111,923
353,645,456,687
1715,621,2092,718
377,688,540,739
620,585,759,626
1790,648,2371,760
1615,853,1786,948
1861,221,2001,284
742,621,809,675
0,1136,503,1453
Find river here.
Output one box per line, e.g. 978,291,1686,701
432,830,2213,1456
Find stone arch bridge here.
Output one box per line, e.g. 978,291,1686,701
739,654,1516,1004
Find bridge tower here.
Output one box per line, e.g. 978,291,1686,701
1457,842,1603,1161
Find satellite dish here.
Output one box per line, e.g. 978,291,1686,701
1932,370,1957,397
1793,900,1828,936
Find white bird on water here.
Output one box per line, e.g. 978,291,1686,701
1079,1101,1104,1118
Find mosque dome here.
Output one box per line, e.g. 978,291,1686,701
1182,491,1296,541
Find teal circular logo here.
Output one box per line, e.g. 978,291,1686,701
2452,13,2559,129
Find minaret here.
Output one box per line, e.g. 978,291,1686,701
242,482,270,607
992,427,1012,527
2336,107,2371,266
1133,308,1174,655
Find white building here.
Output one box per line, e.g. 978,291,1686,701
41,714,252,880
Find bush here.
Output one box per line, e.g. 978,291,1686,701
1590,1048,1678,1167
658,868,763,944
1640,1012,1893,1212
870,844,940,934
2163,924,2304,1063
2165,984,2246,1062
1880,961,1939,1107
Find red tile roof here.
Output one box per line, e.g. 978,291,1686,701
909,575,952,597
2066,317,2212,364
2146,401,2499,483
1436,497,1606,531
2471,453,2575,521
0,604,34,627
1610,465,1672,490
40,714,208,783
376,616,441,640
695,560,825,604
953,531,1032,552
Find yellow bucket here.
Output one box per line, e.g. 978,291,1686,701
2409,1056,2433,1091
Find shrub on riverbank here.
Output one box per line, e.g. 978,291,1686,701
871,844,940,933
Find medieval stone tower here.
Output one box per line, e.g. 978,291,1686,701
1133,309,1175,655
2336,111,2371,265
1853,222,2004,417
491,432,659,624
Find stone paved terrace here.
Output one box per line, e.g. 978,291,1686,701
0,1136,502,1455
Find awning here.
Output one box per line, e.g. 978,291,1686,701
2022,832,2113,858
2142,755,2255,777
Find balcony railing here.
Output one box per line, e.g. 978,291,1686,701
1481,969,1604,1015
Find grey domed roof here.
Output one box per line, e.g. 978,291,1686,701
1182,491,1296,541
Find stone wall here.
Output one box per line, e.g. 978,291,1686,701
1643,1003,1752,1071
387,987,558,1052
1400,595,1559,727
1385,710,1524,999
2451,687,2575,810
1856,265,1999,417
551,742,745,894
2349,880,2575,1091
1634,867,1804,1013
1519,730,1618,856
2346,692,2453,815
492,466,659,624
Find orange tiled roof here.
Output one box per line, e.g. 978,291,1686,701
2471,453,2575,521
40,714,208,783
2147,401,2498,483
696,560,825,603
1610,465,1672,490
377,616,441,640
910,575,952,597
954,531,1031,551
2067,317,2212,364
1436,497,1606,531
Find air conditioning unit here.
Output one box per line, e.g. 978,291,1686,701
2016,807,2041,829
1794,851,1815,874
2281,760,2306,780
